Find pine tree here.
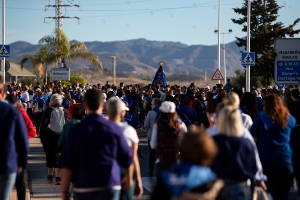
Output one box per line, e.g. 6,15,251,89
232,0,300,86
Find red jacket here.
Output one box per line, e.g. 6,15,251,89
19,108,36,139
68,103,84,117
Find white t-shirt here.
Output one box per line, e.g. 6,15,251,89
118,122,139,147
22,91,29,102
28,95,33,108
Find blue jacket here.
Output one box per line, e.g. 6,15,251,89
0,101,29,174
176,104,198,127
211,135,257,182
62,113,133,189
250,112,296,162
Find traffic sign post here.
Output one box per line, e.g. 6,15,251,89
211,68,224,80
241,52,255,66
0,45,10,58
274,39,300,85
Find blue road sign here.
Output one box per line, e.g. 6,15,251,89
276,61,300,83
241,52,255,66
274,38,300,85
0,45,10,58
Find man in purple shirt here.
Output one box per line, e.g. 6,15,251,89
0,76,29,200
61,89,133,200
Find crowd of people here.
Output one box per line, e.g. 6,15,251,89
1,76,300,200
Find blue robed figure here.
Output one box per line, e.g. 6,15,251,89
152,61,167,87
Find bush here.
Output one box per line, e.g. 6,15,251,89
61,74,85,86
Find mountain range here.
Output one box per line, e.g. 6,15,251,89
8,38,245,77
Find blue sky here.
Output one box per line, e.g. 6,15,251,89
1,0,299,46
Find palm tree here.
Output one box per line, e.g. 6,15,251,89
21,28,102,85
21,46,56,85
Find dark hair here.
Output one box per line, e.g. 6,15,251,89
240,92,258,119
165,95,176,104
291,89,300,99
6,94,17,104
125,90,131,97
84,89,103,111
72,106,85,120
269,89,280,96
206,99,218,113
178,94,190,105
107,91,115,100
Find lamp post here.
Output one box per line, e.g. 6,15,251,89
246,0,251,92
214,29,232,85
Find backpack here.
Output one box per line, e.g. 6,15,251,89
157,123,182,166
48,107,65,133
170,179,224,200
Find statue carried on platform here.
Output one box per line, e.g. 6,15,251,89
152,61,167,87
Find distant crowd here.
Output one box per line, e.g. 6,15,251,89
1,76,300,200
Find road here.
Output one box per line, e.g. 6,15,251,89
27,129,155,200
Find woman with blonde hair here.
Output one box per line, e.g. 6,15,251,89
211,106,257,200
250,94,296,200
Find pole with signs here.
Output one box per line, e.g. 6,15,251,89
246,0,251,92
217,0,221,84
1,0,5,84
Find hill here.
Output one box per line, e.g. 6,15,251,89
8,38,244,77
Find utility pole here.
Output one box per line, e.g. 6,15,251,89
217,0,221,84
1,0,5,84
205,71,207,84
44,0,80,29
246,0,251,92
109,56,117,86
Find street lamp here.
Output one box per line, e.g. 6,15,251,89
214,29,232,85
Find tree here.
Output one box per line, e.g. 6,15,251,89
21,28,102,85
232,0,300,86
21,46,56,85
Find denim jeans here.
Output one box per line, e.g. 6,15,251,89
120,180,136,200
0,173,17,200
225,181,251,200
261,159,294,200
74,189,120,200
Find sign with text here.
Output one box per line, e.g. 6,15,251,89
51,68,70,81
274,38,300,84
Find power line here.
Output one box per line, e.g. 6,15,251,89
44,0,80,28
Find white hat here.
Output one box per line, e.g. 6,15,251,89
35,88,41,92
205,86,210,90
160,101,176,113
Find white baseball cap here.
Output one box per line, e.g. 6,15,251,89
159,101,176,113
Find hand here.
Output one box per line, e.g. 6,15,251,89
256,180,267,190
135,181,143,198
18,167,23,173
122,174,132,190
61,191,70,200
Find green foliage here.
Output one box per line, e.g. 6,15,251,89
21,28,102,85
232,0,300,86
231,69,266,88
61,74,85,86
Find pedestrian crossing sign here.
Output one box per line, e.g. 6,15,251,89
211,68,224,80
0,45,10,58
241,52,255,66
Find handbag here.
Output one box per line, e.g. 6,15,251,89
33,102,42,113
